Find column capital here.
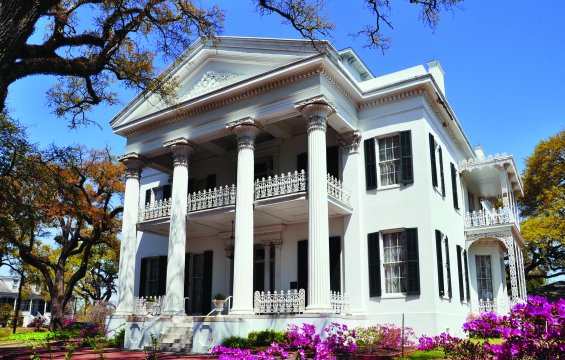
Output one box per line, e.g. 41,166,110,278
272,239,283,250
260,240,272,248
164,137,198,168
118,153,149,181
295,95,337,134
226,117,266,150
336,130,362,154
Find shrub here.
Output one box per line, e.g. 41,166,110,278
355,324,415,349
85,301,114,325
63,318,76,327
108,328,125,348
0,305,14,327
213,293,228,301
324,323,356,354
27,316,47,331
221,335,251,349
248,329,286,347
80,324,107,338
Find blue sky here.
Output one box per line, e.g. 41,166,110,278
2,0,564,276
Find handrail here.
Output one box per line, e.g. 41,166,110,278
206,296,233,316
132,297,190,350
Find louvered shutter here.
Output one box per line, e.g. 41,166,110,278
429,134,438,187
364,138,377,190
405,228,420,295
367,232,381,297
445,237,452,299
139,258,147,296
157,256,167,296
297,240,308,304
188,179,194,195
145,189,151,205
202,251,213,315
463,249,470,301
329,237,341,293
184,253,191,313
435,230,444,297
327,146,340,180
163,184,172,200
207,174,217,190
456,245,464,301
451,163,459,209
297,153,308,173
400,131,414,184
439,146,445,197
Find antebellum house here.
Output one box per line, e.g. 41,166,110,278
0,276,51,327
105,37,527,352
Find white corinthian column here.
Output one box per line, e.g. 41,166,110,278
296,95,337,313
115,153,148,315
164,138,198,314
227,117,265,315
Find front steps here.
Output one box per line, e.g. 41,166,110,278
144,318,194,353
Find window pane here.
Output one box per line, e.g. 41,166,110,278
378,135,401,185
475,255,494,300
383,231,407,294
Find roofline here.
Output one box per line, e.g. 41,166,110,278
338,47,375,79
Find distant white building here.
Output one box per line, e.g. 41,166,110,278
0,276,51,327
106,37,526,352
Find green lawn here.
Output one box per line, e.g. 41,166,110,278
469,337,505,345
394,350,446,359
0,331,53,343
0,327,37,339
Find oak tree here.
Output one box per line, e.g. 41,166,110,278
0,0,463,128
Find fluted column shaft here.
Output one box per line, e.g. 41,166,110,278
297,97,336,313
262,241,271,292
115,153,147,315
227,118,264,315
273,240,282,291
164,138,197,314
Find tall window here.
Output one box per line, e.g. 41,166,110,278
476,255,494,300
12,280,18,291
378,136,401,186
468,191,476,212
192,254,204,314
383,232,406,293
147,258,160,296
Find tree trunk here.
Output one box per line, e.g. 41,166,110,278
48,298,65,331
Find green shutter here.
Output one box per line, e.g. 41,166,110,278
439,146,445,197
435,230,444,297
326,146,340,180
463,249,470,301
163,184,172,200
297,240,308,304
157,256,167,296
368,232,381,297
400,131,414,184
145,189,151,205
207,174,217,190
364,138,377,189
139,258,147,296
405,228,420,295
188,179,194,195
202,251,213,315
185,253,191,313
456,245,464,302
451,163,459,209
297,152,308,173
329,237,341,293
429,134,438,187
445,237,452,299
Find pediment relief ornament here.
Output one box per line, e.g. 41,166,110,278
181,71,244,101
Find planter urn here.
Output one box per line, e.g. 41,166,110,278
214,300,225,316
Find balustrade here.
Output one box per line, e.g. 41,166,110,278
473,296,524,315
254,170,307,200
330,291,352,315
465,207,516,228
253,289,305,314
327,174,351,206
187,185,236,212
138,198,172,222
132,296,166,316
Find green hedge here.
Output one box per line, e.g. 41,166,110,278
221,329,287,349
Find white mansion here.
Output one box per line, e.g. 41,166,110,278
106,37,527,352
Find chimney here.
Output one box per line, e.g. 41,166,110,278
474,145,485,158
426,60,445,96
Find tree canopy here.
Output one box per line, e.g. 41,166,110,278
0,0,463,128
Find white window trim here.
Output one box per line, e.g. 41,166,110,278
433,141,444,196
379,229,408,296
475,254,495,300
439,232,450,300
374,133,401,189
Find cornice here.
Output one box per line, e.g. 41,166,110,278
358,88,424,109
320,69,358,108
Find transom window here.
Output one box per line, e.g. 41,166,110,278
476,255,494,300
378,136,401,186
383,232,406,293
148,258,160,296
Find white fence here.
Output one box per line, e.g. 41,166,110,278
138,199,172,221
188,185,236,212
327,174,351,206
474,297,524,314
330,291,352,315
132,296,166,316
253,289,305,314
255,170,307,200
465,207,515,228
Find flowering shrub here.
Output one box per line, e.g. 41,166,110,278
79,324,108,338
355,324,415,349
27,316,47,331
284,323,321,352
63,318,76,327
418,296,565,360
324,323,356,354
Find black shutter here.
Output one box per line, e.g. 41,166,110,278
368,232,381,297
207,174,217,190
157,256,167,296
429,134,438,187
326,146,339,180
163,184,172,200
364,138,377,190
297,152,308,173
400,131,414,184
202,251,213,315
445,237,452,299
145,189,151,205
435,230,444,297
139,258,147,296
329,237,341,293
456,245,464,302
451,163,459,209
185,253,191,313
188,179,194,195
405,228,420,295
463,249,470,302
439,146,445,197
297,240,308,304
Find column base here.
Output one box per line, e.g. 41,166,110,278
112,310,133,316
229,308,255,315
304,305,334,314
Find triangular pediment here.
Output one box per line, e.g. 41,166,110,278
110,37,322,130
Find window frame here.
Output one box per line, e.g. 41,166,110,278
475,254,494,300
379,228,408,297
375,133,402,189
146,257,160,297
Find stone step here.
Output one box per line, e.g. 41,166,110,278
160,344,193,352
162,333,192,340
173,322,194,327
161,338,193,345
166,328,193,335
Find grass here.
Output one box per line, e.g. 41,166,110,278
0,331,53,343
394,350,446,359
469,337,505,345
0,327,37,339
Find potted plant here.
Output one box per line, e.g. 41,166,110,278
213,293,227,315
145,297,156,313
